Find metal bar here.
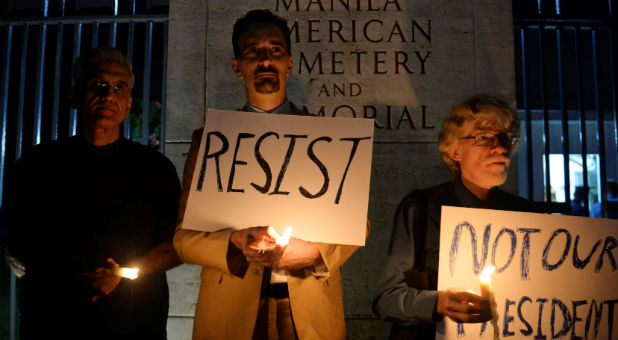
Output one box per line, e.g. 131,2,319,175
92,22,99,48
33,24,47,146
556,28,572,210
539,27,552,206
0,26,13,196
141,21,153,146
574,28,590,215
0,15,168,26
51,23,63,140
160,21,168,154
592,29,608,217
608,23,618,219
109,21,117,47
70,23,82,137
16,25,29,160
519,26,535,200
603,30,618,210
0,23,15,340
123,21,135,139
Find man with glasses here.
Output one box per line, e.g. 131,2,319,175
373,95,535,339
0,47,181,339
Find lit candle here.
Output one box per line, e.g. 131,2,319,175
479,266,500,340
268,226,293,246
113,267,139,280
479,266,495,299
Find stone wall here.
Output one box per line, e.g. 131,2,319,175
165,1,517,338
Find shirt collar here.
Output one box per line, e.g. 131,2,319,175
245,99,291,114
453,178,498,208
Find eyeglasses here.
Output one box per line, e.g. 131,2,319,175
86,79,130,97
459,131,519,147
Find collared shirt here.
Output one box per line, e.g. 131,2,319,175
244,98,293,114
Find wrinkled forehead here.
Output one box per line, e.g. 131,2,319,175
88,62,130,79
238,22,287,47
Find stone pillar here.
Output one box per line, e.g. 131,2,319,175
165,1,207,339
165,1,516,338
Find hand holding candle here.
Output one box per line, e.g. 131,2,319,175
112,267,139,280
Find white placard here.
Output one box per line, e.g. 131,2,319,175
182,109,374,246
437,206,618,340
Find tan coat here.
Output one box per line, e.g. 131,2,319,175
174,129,364,340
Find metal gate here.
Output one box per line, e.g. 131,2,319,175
513,0,618,217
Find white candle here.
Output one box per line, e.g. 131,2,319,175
479,266,495,299
479,266,500,340
113,267,139,280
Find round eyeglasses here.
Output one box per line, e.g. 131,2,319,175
87,79,130,97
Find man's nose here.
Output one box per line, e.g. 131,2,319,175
491,136,511,154
257,48,271,62
96,84,114,98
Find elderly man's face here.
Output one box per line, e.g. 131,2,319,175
74,62,133,130
450,125,512,191
232,22,292,96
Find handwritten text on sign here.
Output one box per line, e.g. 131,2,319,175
182,109,374,246
437,207,618,340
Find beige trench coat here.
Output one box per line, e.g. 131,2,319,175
174,129,365,340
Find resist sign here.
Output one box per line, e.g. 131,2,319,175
182,109,374,246
437,207,618,340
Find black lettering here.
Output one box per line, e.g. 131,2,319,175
573,235,601,269
227,133,255,193
518,296,533,336
595,236,617,272
270,134,308,195
397,106,416,129
299,52,324,74
543,229,571,271
551,298,572,339
276,0,299,11
411,19,431,42
336,137,371,204
299,136,332,199
421,105,435,129
585,300,603,339
571,300,587,340
250,132,279,194
197,131,229,192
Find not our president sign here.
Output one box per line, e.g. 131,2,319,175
437,207,618,340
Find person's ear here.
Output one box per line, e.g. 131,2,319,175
448,143,462,162
286,56,293,76
232,59,243,79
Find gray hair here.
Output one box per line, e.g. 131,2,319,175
438,95,521,177
72,47,135,92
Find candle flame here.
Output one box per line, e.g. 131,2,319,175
268,226,293,246
480,266,495,284
113,267,139,280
